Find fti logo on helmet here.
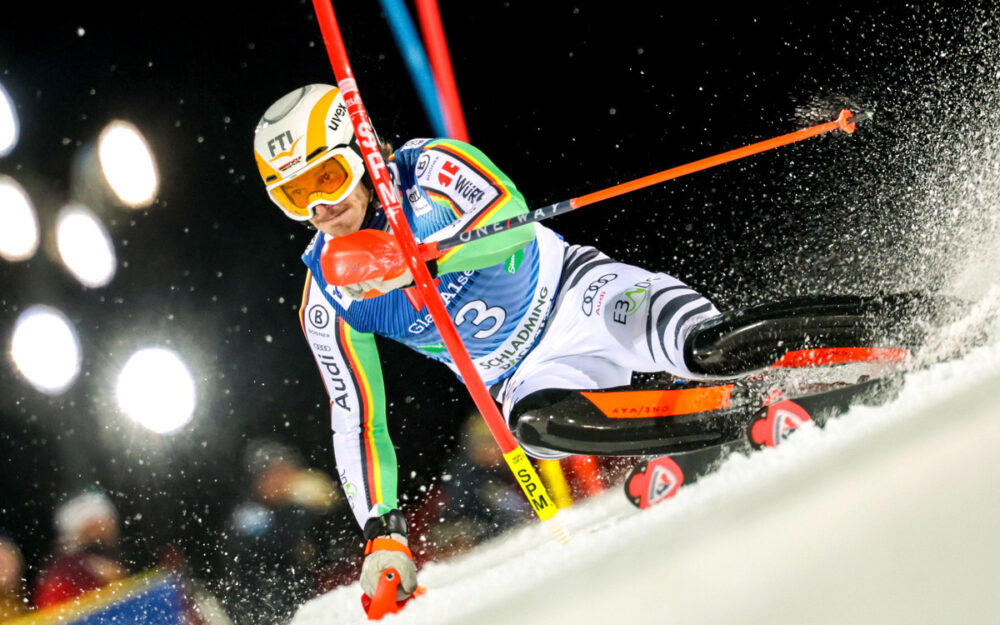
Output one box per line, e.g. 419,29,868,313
267,130,297,159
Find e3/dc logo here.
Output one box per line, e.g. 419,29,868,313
307,305,330,329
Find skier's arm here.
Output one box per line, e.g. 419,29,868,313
299,273,399,530
417,139,535,275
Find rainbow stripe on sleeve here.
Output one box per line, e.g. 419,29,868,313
337,319,397,514
427,141,513,265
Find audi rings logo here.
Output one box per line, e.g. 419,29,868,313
581,273,618,316
308,305,330,329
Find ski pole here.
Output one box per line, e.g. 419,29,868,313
312,0,570,542
323,110,872,286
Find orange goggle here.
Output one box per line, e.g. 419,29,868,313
266,147,364,221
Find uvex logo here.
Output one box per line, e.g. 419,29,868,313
267,130,300,160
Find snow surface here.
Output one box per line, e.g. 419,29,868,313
291,301,1000,625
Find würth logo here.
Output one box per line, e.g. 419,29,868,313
437,160,459,186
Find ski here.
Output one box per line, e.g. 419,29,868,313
624,373,902,509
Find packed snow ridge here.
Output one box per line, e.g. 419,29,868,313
292,295,1000,625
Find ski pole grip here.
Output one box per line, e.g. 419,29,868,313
361,568,427,620
362,568,402,620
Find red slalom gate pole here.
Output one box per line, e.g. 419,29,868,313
311,0,567,540
415,0,469,142
567,455,605,498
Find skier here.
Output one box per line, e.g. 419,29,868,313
252,83,891,600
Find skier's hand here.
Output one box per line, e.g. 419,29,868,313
341,268,414,301
360,533,418,601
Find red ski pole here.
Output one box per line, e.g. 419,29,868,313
311,0,568,541
322,110,872,286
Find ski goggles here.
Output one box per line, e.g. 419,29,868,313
266,147,365,221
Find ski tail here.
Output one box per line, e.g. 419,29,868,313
684,292,960,377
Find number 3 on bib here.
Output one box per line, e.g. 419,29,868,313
455,300,506,339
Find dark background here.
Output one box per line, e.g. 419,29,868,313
0,0,994,595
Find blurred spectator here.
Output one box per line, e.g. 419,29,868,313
0,532,28,620
33,487,126,609
444,415,532,537
158,544,234,625
221,439,340,625
408,415,531,563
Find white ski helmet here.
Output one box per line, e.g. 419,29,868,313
253,84,367,221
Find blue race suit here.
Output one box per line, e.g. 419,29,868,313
298,138,563,528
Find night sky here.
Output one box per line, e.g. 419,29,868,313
0,0,993,594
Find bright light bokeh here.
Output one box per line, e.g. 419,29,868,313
56,204,117,287
0,176,39,261
97,120,159,208
10,306,82,395
116,348,195,434
0,82,17,157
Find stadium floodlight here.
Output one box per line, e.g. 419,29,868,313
56,204,117,288
116,347,195,434
0,175,39,261
0,82,17,157
97,120,159,208
10,305,82,395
